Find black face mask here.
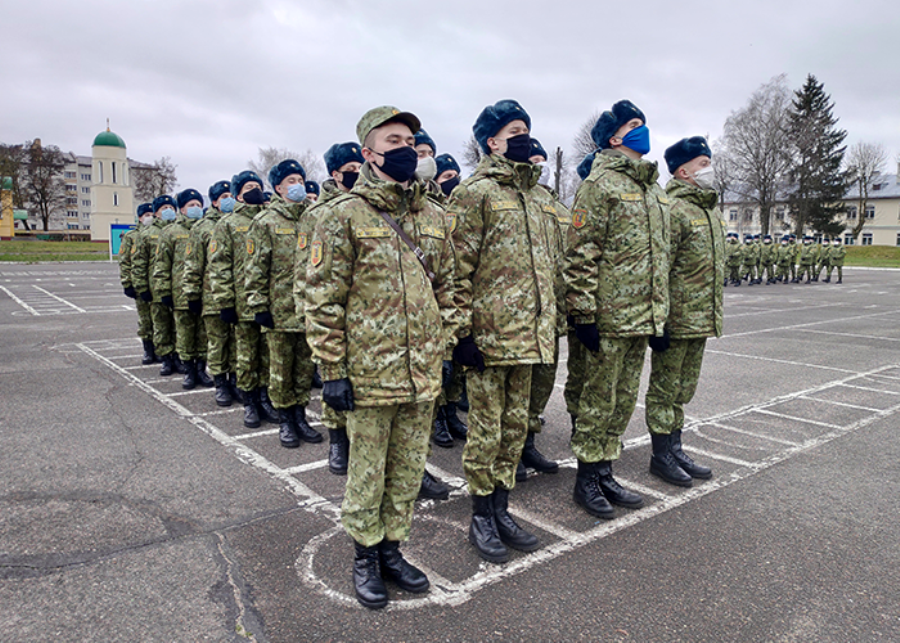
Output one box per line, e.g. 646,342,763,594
440,176,460,196
373,146,418,183
340,171,359,190
242,187,265,205
503,133,533,163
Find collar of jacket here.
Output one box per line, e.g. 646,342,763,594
475,153,542,192
319,178,343,204
352,161,427,214
666,178,719,210
205,206,222,222
152,217,168,229
175,212,196,229
267,193,306,221
234,201,263,218
599,149,660,188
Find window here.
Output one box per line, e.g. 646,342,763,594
729,209,737,221
67,197,78,205
81,187,90,194
64,171,76,179
862,233,873,246
81,199,91,207
775,207,785,221
67,223,78,230
896,233,900,246
98,162,103,183
66,184,77,192
67,210,78,217
742,209,753,222
81,173,91,181
844,234,855,246
847,206,857,219
114,192,119,207
865,205,875,219
82,212,90,219
111,162,117,184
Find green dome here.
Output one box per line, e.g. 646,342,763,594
93,130,126,148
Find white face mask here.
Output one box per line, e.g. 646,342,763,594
415,156,437,182
693,166,715,190
140,215,154,226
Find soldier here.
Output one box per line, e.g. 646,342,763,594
448,98,557,563
739,234,755,284
184,180,239,406
209,171,278,428
825,237,846,283
788,233,801,282
134,195,180,376
434,153,462,198
306,106,457,609
815,237,832,281
725,232,742,286
246,159,322,449
120,203,156,364
798,234,816,283
760,234,776,284
564,99,669,519
304,180,319,203
644,137,721,487
775,235,792,284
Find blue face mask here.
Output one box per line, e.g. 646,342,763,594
186,206,203,220
621,124,651,155
219,197,235,213
286,183,307,203
160,208,176,221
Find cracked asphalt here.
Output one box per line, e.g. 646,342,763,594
1,262,899,642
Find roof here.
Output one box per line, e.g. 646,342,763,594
844,172,900,200
93,130,126,149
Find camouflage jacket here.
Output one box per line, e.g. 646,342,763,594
293,179,342,321
776,244,792,266
447,154,557,366
799,243,816,265
537,183,571,337
739,242,757,266
132,218,171,299
564,149,670,337
208,202,264,321
818,245,832,264
725,239,742,268
789,240,801,261
664,179,724,339
118,227,139,288
152,213,199,310
830,245,846,265
760,242,776,265
244,194,310,331
182,207,224,314
306,163,457,407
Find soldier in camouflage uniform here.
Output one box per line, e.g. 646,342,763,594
724,232,742,285
565,99,669,519
775,235,792,283
825,238,845,283
815,237,832,281
120,203,156,364
153,188,213,390
788,234,801,282
306,106,457,609
133,195,179,376
645,137,721,487
760,234,776,284
798,235,816,283
739,234,757,284
448,99,557,563
208,171,277,428
246,159,322,449
183,181,239,406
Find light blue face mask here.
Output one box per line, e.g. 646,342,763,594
186,206,203,220
286,183,307,203
219,197,236,213
160,208,176,221
621,124,651,155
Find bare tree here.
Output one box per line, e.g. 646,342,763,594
846,142,887,242
721,75,792,236
132,156,179,202
460,135,483,172
572,110,602,159
0,143,26,208
247,147,326,188
20,140,66,231
710,138,738,216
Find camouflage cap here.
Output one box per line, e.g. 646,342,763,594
356,106,421,145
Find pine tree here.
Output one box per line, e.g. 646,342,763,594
786,74,849,237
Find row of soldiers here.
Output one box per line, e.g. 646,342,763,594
724,232,847,286
118,99,725,610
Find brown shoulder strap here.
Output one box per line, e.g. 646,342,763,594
378,211,435,282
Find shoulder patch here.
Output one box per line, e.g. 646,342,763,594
541,205,557,215
446,212,458,234
275,227,296,235
572,210,587,229
356,226,392,239
208,240,217,254
310,240,323,266
246,239,255,255
491,200,519,211
557,212,570,226
235,225,250,233
421,225,445,240
185,243,192,256
657,196,669,205
297,232,308,250
690,219,708,226
620,193,642,202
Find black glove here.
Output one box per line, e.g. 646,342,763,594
139,291,152,303
323,378,354,412
442,360,454,390
161,295,174,309
574,323,600,353
648,328,671,353
188,299,202,315
123,286,137,299
243,187,266,205
453,335,485,373
254,311,274,328
220,307,238,324
566,314,575,330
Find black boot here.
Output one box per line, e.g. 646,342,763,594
293,406,323,443
311,367,323,389
515,460,527,483
257,387,279,424
418,469,449,500
141,339,157,365
445,402,468,440
378,540,429,593
242,389,261,429
228,373,242,403
597,461,644,508
432,406,454,448
328,428,349,475
279,408,300,448
670,429,712,479
492,488,539,552
174,354,188,375
573,460,614,519
837,278,842,284
521,431,559,474
649,434,692,487
213,373,233,407
159,353,175,377
195,360,214,387
823,277,831,283
353,541,388,610
469,494,508,563
182,359,198,390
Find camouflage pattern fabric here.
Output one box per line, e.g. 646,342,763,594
462,364,532,496
798,243,816,281
827,244,846,281
204,315,235,376
152,213,197,310
645,338,707,435
725,238,742,282
208,202,265,322
118,228,138,288
121,227,154,340
528,339,559,434
131,218,170,300
740,242,758,281
182,206,224,314
564,331,586,416
789,240,801,279
341,400,433,547
135,298,153,341
321,404,347,431
775,245,792,282
815,244,832,278
174,309,207,361
151,303,175,357
760,241,776,280
234,321,268,391
266,331,314,409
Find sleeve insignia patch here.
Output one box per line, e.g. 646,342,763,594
310,240,323,266
208,240,217,254
246,239,255,255
297,232,308,250
572,210,588,229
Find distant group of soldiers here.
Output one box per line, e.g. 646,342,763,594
117,98,730,610
724,232,847,286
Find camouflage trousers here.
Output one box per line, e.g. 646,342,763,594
790,260,798,280
322,404,347,431
798,263,814,281
645,338,707,436
564,331,586,416
826,264,843,281
174,309,207,361
572,336,648,463
776,262,791,282
234,322,269,391
266,331,315,409
447,361,466,403
204,314,236,376
528,337,559,433
342,400,433,547
726,264,741,282
151,302,175,357
462,364,532,496
815,260,831,279
741,262,757,281
762,262,776,281
135,298,153,341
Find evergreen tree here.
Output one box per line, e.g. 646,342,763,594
786,74,849,237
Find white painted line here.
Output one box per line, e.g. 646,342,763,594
680,446,756,468
0,284,40,315
726,302,836,319
707,422,802,447
799,396,883,413
802,328,900,344
753,408,843,429
123,364,159,370
32,285,86,312
166,388,216,397
196,408,242,417
506,506,580,541
611,477,674,502
233,428,280,440
839,382,900,396
704,349,856,374
283,460,330,475
723,308,900,339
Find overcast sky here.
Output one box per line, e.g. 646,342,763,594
2,0,899,199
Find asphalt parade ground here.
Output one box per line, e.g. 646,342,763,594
1,262,899,642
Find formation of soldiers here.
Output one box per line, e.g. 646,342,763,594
724,232,847,286
118,99,736,610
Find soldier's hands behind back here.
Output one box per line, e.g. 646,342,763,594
648,327,670,353
575,323,600,353
188,299,202,315
453,335,485,373
139,291,153,303
161,295,174,309
254,311,275,328
220,307,238,324
123,286,137,299
323,378,354,412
